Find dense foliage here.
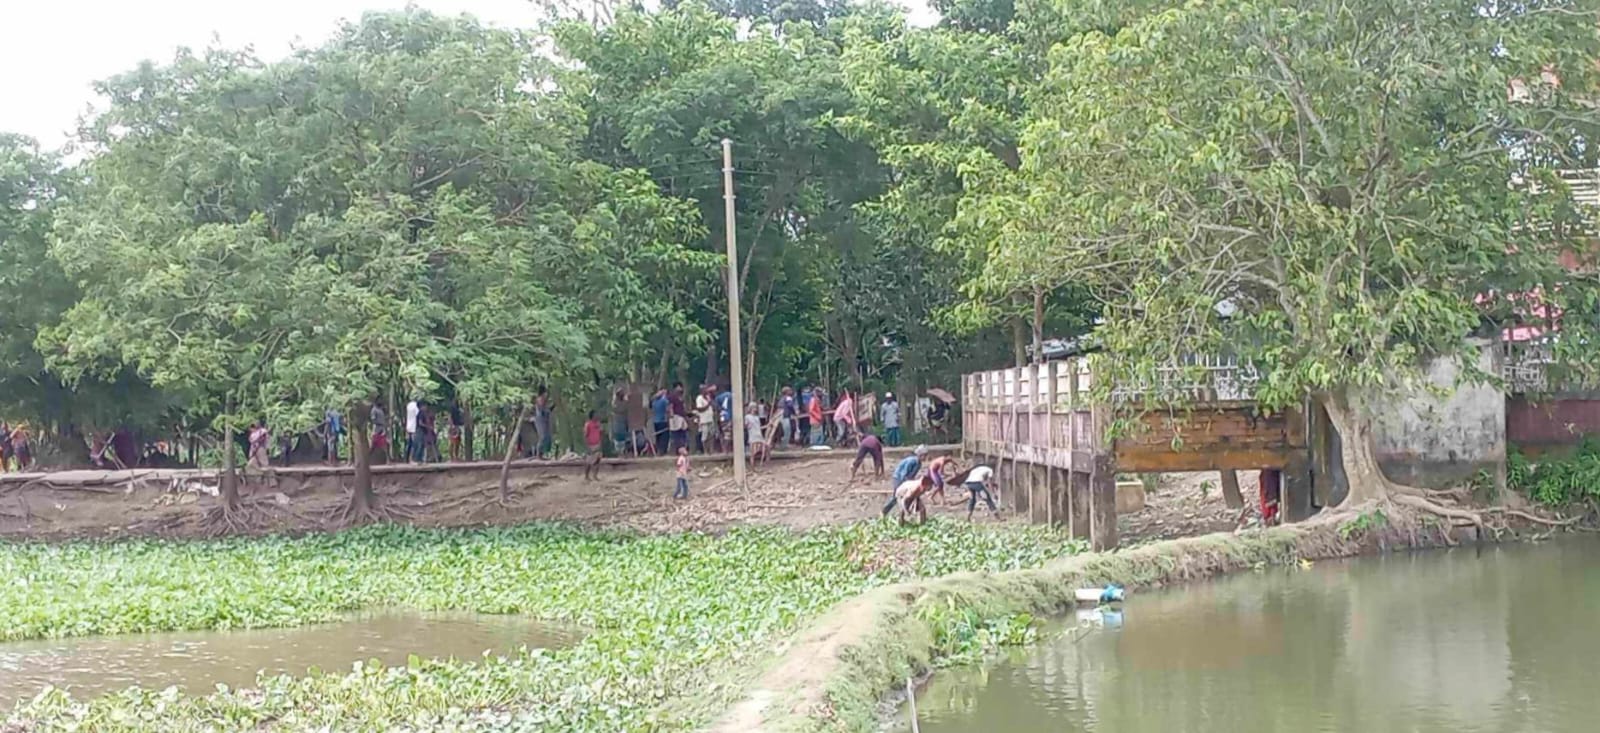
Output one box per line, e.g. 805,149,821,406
2,3,1050,468
8,0,1589,488
1510,441,1600,507
0,520,1083,730
952,0,1599,504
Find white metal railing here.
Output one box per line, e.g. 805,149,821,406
1503,340,1554,394
1561,168,1599,209
1110,353,1260,403
965,352,1258,407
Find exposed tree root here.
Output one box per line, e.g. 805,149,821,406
1390,491,1484,527
335,490,419,528
406,487,497,514
200,498,282,538
1,478,69,496
1484,507,1582,528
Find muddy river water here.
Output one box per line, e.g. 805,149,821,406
0,612,576,706
902,539,1600,733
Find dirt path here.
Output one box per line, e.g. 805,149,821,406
0,446,971,540
1119,471,1263,544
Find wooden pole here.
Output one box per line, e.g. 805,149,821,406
722,139,747,488
905,677,921,733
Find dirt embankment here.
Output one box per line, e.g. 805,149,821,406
706,514,1478,733
0,447,951,540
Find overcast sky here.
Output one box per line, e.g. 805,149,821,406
0,0,934,150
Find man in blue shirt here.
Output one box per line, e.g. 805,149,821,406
799,386,814,445
882,445,928,516
715,386,733,446
323,409,343,465
651,389,671,456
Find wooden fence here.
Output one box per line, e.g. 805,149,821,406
962,359,1102,472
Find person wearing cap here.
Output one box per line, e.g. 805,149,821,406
879,393,901,447
882,445,927,516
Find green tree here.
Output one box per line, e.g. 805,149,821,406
0,135,176,455
1004,0,1600,509
557,2,886,394
44,10,713,522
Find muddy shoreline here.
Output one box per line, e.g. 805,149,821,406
0,445,948,541
707,511,1559,733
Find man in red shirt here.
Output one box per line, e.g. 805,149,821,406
583,411,604,481
1259,468,1282,525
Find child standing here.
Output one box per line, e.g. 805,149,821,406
583,411,604,481
674,446,691,499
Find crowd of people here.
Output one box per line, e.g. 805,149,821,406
0,422,33,472
2,380,954,480
859,444,999,524
620,382,931,459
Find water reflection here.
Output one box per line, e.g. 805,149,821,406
0,611,578,707
908,541,1600,733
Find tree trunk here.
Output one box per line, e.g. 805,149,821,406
704,341,719,386
744,344,758,399
1011,318,1026,368
387,382,399,464
1031,287,1046,365
1220,469,1244,509
220,423,240,510
220,394,240,510
841,332,861,394
347,417,375,520
1318,390,1392,507
656,346,672,390
499,405,529,501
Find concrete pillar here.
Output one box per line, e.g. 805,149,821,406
1090,455,1119,550
1219,469,1244,509
1308,402,1339,508
1282,455,1314,522
1067,469,1091,540
1013,462,1031,519
1032,464,1050,523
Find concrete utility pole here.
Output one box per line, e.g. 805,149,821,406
722,138,748,487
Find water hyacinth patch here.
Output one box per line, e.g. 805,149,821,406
0,519,1082,731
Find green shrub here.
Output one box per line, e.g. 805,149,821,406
1510,439,1600,507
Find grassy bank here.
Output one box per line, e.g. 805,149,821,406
712,519,1447,733
0,520,1083,732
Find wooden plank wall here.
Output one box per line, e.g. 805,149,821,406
1114,407,1309,472
963,362,1305,473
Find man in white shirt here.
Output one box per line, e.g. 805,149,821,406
962,465,1000,521
695,386,717,454
405,399,421,464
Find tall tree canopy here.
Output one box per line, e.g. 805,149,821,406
978,0,1600,505
1,0,1594,520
